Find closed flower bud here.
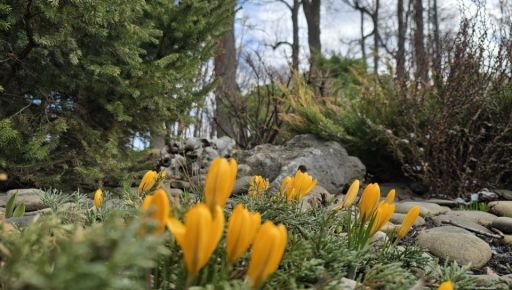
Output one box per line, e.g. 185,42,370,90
396,206,420,241
141,189,171,235
247,221,287,289
384,189,395,204
167,203,224,276
226,204,261,264
336,179,360,209
94,188,103,209
204,157,237,212
138,170,158,194
358,183,381,224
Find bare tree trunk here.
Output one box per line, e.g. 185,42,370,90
413,0,428,83
292,0,300,72
303,0,321,84
372,0,380,74
214,0,238,138
396,0,407,87
431,0,441,76
360,9,367,64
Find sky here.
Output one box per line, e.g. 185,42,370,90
236,0,504,70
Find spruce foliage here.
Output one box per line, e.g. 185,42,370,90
0,0,230,189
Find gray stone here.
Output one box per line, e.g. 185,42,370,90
168,188,184,197
335,278,357,290
379,183,411,201
495,189,512,201
237,164,252,177
425,198,459,207
395,201,450,217
432,214,493,235
416,226,492,268
300,185,334,212
5,188,46,211
390,213,426,226
234,134,365,195
6,215,38,227
24,208,52,216
214,136,236,157
469,275,511,289
489,201,512,217
434,210,498,227
478,190,499,202
491,217,512,234
232,176,252,196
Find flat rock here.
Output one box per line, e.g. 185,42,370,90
5,215,38,227
425,198,459,207
489,201,512,217
395,201,450,217
436,210,498,227
5,188,46,211
503,235,512,246
432,214,493,235
416,226,492,268
495,189,512,201
491,217,512,234
390,213,426,226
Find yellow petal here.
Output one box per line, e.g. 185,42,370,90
204,158,237,211
226,204,261,264
397,206,420,240
203,205,224,268
438,280,453,290
369,203,395,236
341,179,360,209
182,203,212,275
247,221,287,289
138,170,157,194
384,189,395,204
167,218,186,246
359,183,381,223
263,224,287,278
94,189,103,209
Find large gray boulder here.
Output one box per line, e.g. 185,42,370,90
234,134,365,194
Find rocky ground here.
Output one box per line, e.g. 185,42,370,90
1,134,512,289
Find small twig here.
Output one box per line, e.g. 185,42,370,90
441,220,503,239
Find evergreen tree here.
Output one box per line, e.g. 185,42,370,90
0,0,229,190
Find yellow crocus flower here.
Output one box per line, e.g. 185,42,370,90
335,179,360,210
281,171,317,202
369,202,395,236
94,188,103,209
204,157,237,212
249,176,270,196
384,189,395,204
226,204,261,264
396,206,421,241
358,183,381,224
247,221,287,289
167,203,224,276
438,280,453,290
141,189,171,235
138,170,158,194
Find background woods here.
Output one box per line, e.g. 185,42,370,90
1,0,511,197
